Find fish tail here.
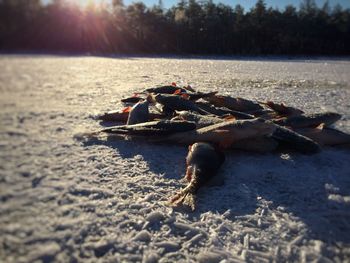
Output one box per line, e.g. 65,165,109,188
169,190,196,211
182,192,196,211
169,171,199,210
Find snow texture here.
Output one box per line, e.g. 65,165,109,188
0,55,350,262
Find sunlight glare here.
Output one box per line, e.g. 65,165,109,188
66,0,100,7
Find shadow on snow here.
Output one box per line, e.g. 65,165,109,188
82,136,350,244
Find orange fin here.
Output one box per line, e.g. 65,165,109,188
122,106,132,113
173,89,182,95
181,93,190,100
224,115,236,121
213,129,235,148
185,85,196,92
171,82,177,86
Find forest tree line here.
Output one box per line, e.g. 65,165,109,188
0,0,349,55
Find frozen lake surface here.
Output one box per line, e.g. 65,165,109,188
1,55,350,262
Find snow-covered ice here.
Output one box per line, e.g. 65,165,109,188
0,55,350,262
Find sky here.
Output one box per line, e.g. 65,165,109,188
43,0,350,10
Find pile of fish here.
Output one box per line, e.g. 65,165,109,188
85,83,350,210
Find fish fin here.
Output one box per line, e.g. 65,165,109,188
224,115,236,121
183,193,196,211
173,89,182,95
185,166,192,182
169,191,186,205
181,93,190,100
266,101,285,113
122,106,132,113
183,85,196,92
169,181,197,210
214,130,234,149
169,192,196,211
132,93,139,97
171,82,177,86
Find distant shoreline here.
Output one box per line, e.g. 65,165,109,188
1,52,350,62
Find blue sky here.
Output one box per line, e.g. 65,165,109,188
43,0,350,10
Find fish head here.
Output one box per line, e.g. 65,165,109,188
186,142,215,163
187,142,224,163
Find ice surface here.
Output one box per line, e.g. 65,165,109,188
0,55,350,262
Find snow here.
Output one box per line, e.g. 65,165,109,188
0,55,350,262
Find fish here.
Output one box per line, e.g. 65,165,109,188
169,142,225,210
273,112,342,128
98,108,164,123
175,111,224,128
176,112,279,154
170,109,319,153
183,85,197,93
90,120,197,138
127,99,150,125
295,124,350,146
174,90,218,101
158,118,276,148
246,109,279,120
262,101,304,117
175,110,321,154
272,124,321,154
205,94,263,112
231,137,278,153
153,102,175,116
195,101,254,119
98,107,131,122
98,110,165,123
121,96,144,104
145,85,187,94
151,94,209,115
176,111,278,152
